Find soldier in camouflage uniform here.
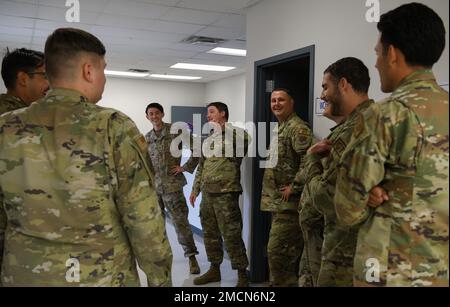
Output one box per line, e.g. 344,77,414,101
0,48,49,115
335,3,449,287
189,102,250,287
0,28,172,287
298,102,343,287
261,88,313,287
299,58,375,287
145,102,200,275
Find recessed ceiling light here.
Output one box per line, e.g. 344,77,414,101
171,63,236,72
105,70,149,78
207,47,247,57
149,74,202,80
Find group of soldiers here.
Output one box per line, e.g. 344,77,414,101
0,2,448,287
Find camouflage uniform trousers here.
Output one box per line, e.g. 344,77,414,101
157,191,199,258
268,211,303,287
317,216,357,287
298,204,324,287
200,192,248,270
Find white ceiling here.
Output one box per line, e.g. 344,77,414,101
0,0,262,82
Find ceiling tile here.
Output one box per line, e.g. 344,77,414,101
195,25,245,40
177,0,254,13
37,5,99,23
149,20,205,35
95,14,157,29
161,7,226,25
103,0,171,19
0,0,38,18
0,15,36,28
38,0,109,12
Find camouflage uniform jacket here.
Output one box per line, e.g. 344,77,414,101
0,93,27,116
335,70,449,287
0,88,172,287
303,100,374,217
261,113,312,212
192,124,249,195
145,122,199,194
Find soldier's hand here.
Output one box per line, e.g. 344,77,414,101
280,186,293,202
367,186,389,208
171,166,185,176
189,193,197,208
307,139,332,157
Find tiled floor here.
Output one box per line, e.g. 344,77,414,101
138,220,251,287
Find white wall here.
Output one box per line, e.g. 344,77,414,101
0,81,5,93
205,73,246,126
243,0,449,265
99,77,206,135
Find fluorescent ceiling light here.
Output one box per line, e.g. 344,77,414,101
171,63,235,72
150,74,202,80
207,47,247,57
105,70,149,78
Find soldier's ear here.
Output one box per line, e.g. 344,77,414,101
16,71,28,88
81,62,94,83
387,45,398,67
339,78,350,92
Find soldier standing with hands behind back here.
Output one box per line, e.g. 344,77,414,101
335,3,449,287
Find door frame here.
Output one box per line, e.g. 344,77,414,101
249,45,315,282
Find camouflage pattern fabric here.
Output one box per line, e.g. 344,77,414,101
261,113,313,212
0,88,172,287
192,125,249,196
145,122,198,194
157,191,198,258
260,112,311,287
267,212,303,287
0,93,27,116
335,70,449,287
200,192,248,270
301,100,374,287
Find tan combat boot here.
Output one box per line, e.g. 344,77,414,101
193,264,221,285
189,256,200,275
236,269,249,287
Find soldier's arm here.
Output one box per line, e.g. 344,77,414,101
0,186,5,277
182,134,200,173
109,113,172,287
234,129,251,166
300,152,324,185
192,155,204,197
291,126,313,194
334,105,390,226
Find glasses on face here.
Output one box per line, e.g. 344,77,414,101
28,71,48,80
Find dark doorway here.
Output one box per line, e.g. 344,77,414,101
250,45,315,283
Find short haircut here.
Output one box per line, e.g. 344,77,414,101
324,57,370,94
207,101,229,121
146,102,164,114
45,28,106,82
272,88,294,100
1,48,45,90
377,2,446,68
